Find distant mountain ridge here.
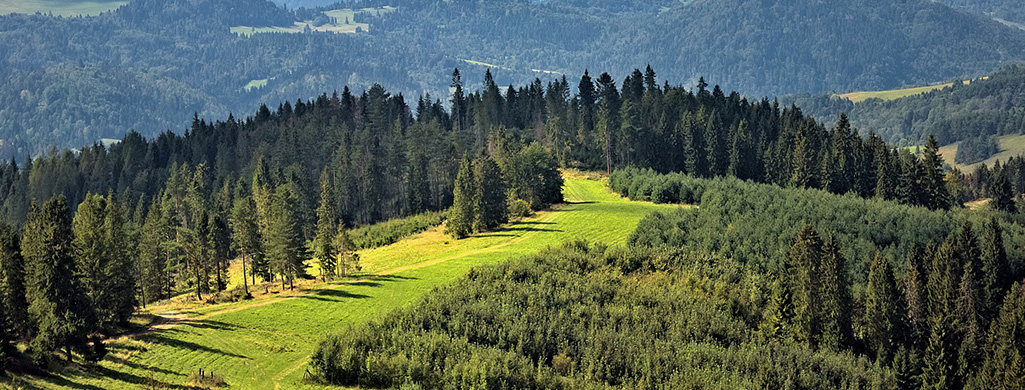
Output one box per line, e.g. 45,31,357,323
1,0,1025,157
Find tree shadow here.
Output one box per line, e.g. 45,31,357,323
89,365,190,389
299,289,371,302
105,355,182,377
566,200,596,205
181,319,238,331
143,333,248,359
496,226,562,233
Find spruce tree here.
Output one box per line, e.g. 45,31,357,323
920,135,951,210
313,169,338,280
24,196,96,363
472,155,507,232
0,221,27,339
903,245,929,349
864,252,902,362
991,173,1016,214
974,283,1024,390
762,277,794,343
102,193,136,326
954,263,983,387
979,217,1010,319
207,214,230,292
787,225,821,347
230,196,261,295
818,234,851,352
265,185,307,290
446,157,475,238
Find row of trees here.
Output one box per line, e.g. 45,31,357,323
767,222,1020,388
0,195,133,366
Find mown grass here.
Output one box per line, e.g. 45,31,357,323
0,0,125,17
231,7,396,37
11,176,682,390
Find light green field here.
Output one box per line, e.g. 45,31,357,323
231,6,395,37
9,176,682,390
244,79,269,92
938,133,1025,170
838,78,984,103
0,0,125,17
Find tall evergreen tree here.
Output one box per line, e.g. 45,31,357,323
973,283,1025,390
904,245,929,349
101,193,136,326
786,225,821,347
23,196,95,363
229,196,260,295
992,173,1016,213
313,169,338,280
954,262,983,387
265,185,307,290
863,252,902,362
980,217,1010,319
446,157,475,239
0,221,27,339
920,135,951,210
472,155,507,232
818,234,851,352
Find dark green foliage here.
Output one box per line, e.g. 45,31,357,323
864,252,903,362
313,169,337,279
991,174,1017,214
471,155,506,233
23,196,95,363
265,185,308,289
72,193,136,329
980,217,1011,319
345,211,446,251
787,225,822,347
230,196,261,293
446,158,475,239
503,143,564,211
0,221,27,339
311,242,890,389
973,283,1025,390
818,235,853,352
954,134,999,165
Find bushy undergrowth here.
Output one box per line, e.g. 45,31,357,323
347,211,447,251
310,242,889,389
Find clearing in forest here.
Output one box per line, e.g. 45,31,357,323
13,175,682,390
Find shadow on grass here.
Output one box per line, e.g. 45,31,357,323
566,200,597,205
299,289,371,302
181,318,236,330
496,226,562,233
144,332,248,359
106,355,182,377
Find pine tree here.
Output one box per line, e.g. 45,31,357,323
864,252,902,362
980,217,1010,319
790,127,812,188
23,196,96,363
787,225,821,347
0,221,27,339
818,234,851,351
313,169,337,280
207,214,230,292
892,346,922,390
922,237,959,389
446,157,475,239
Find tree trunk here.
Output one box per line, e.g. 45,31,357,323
241,249,249,296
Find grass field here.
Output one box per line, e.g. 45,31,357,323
838,79,983,103
938,133,1025,170
7,176,682,390
0,0,125,17
231,7,395,37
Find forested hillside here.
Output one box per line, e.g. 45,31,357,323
787,65,1025,158
938,0,1025,25
3,0,1025,157
310,175,1025,389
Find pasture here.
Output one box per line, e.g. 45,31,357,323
8,176,683,389
838,78,983,103
939,133,1025,170
231,6,396,37
0,0,125,17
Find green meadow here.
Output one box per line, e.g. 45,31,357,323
0,0,125,17
9,176,682,390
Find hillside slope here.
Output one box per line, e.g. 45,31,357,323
14,177,681,389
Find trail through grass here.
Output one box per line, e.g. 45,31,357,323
16,176,682,390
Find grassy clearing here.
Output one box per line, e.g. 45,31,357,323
838,78,984,103
0,0,125,17
938,133,1025,170
12,176,682,390
231,6,395,37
